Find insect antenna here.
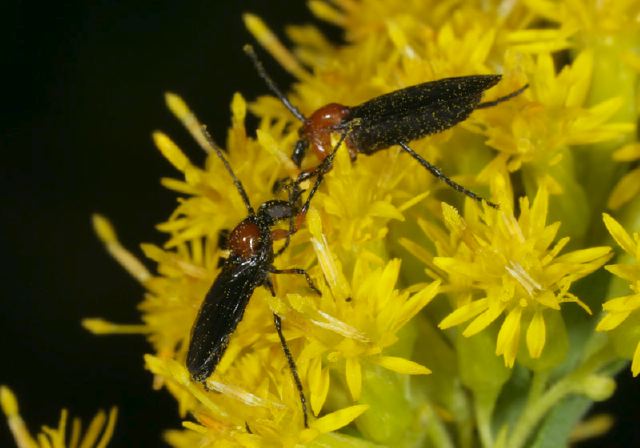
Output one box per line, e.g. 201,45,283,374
243,44,307,123
477,83,529,109
398,142,498,209
201,126,255,215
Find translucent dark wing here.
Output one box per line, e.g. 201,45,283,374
187,260,264,382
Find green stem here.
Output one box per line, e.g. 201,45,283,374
508,341,617,448
474,389,499,448
423,403,455,448
456,415,474,448
526,370,549,406
507,376,574,448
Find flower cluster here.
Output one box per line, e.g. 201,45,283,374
68,0,640,447
1,386,117,448
598,214,640,376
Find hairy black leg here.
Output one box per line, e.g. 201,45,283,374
273,313,309,428
398,142,498,208
270,267,320,295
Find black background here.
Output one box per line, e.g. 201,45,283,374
3,1,638,446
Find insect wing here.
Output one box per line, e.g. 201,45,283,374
349,75,501,121
187,260,263,382
347,75,502,153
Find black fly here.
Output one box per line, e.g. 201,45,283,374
244,45,528,209
186,128,317,428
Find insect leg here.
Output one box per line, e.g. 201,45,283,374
298,129,351,215
398,142,498,208
476,84,529,109
273,227,295,259
264,276,276,296
273,313,309,428
273,179,305,258
270,267,320,295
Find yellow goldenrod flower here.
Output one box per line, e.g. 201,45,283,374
91,87,437,445
1,386,117,448
88,1,640,446
525,0,640,35
607,143,640,209
408,183,611,367
597,214,640,376
480,50,633,191
145,356,368,447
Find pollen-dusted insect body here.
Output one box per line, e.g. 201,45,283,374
185,130,318,428
187,213,271,383
245,44,527,208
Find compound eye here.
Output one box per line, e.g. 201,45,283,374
228,220,261,258
217,228,230,250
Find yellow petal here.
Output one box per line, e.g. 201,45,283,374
311,405,369,433
152,131,193,172
307,207,351,300
82,319,148,335
496,307,522,368
608,168,640,210
565,50,593,108
396,280,440,330
368,200,404,221
529,185,549,234
605,264,640,283
603,213,637,256
596,311,631,331
308,0,346,27
309,357,330,416
601,294,640,312
242,14,307,78
632,341,640,377
374,356,431,375
463,301,505,336
439,298,489,329
613,142,640,161
553,246,611,264
256,129,297,170
181,421,207,433
230,91,246,125
92,214,117,243
535,290,561,310
526,310,546,359
81,408,115,448
441,203,466,234
345,358,362,401
398,192,430,212
1,386,38,448
91,215,151,284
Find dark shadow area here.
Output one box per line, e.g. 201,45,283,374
2,1,328,445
